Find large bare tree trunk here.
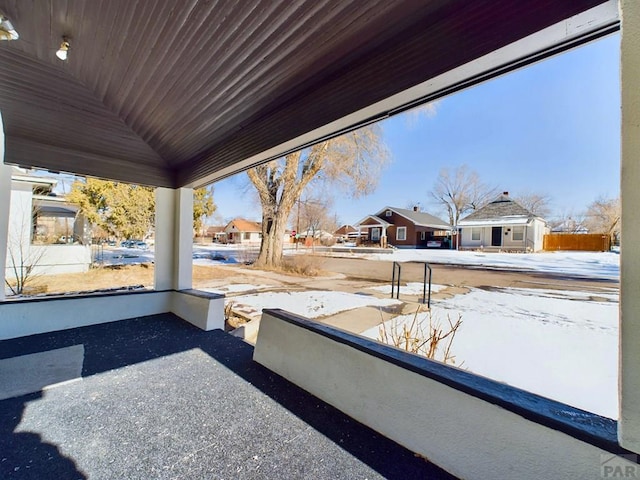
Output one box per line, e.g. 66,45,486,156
247,126,388,269
248,154,309,269
256,201,293,267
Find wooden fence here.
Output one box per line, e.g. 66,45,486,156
543,233,611,252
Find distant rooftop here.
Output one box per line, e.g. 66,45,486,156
459,193,539,224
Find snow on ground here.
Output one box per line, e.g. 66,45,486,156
201,284,272,294
95,247,154,266
345,249,620,280
229,290,402,319
368,282,448,295
361,287,619,418
97,244,620,282
94,243,619,418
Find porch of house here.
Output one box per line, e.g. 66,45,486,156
1,1,639,479
0,313,453,479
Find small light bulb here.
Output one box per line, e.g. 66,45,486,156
56,39,69,61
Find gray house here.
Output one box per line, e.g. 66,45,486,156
458,192,548,252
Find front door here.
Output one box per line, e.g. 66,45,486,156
371,227,381,242
491,227,502,247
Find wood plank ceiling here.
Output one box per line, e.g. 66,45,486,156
0,0,611,188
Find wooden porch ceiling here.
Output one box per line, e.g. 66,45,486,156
0,0,613,188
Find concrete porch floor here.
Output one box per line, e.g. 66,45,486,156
0,314,454,479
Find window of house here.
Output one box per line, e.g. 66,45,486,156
397,227,406,241
244,232,251,240
471,228,481,241
385,210,392,217
512,226,524,241
420,231,426,240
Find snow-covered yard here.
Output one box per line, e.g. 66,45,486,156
224,290,402,319
224,281,618,419
361,286,618,419
340,249,620,280
96,244,619,418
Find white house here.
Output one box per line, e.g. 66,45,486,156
6,168,91,289
458,192,548,252
224,218,262,244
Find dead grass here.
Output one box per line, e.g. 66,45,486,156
21,264,234,295
281,255,325,276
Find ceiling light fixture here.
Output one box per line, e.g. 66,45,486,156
0,14,19,41
56,36,70,60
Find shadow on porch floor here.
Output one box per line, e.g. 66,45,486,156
0,313,455,479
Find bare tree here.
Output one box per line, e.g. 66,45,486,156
297,196,332,237
247,125,389,268
5,203,46,295
547,211,588,234
584,196,621,244
429,165,497,226
404,102,440,129
513,191,552,218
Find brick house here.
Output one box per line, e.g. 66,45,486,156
354,206,451,248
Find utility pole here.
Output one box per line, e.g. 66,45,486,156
296,197,300,250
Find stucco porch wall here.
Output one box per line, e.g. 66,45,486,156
255,309,636,480
0,289,224,340
24,244,91,276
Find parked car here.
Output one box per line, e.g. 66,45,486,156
133,241,149,250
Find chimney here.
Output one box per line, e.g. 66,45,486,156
503,191,509,196
413,205,419,212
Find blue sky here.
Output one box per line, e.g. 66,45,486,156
213,34,621,226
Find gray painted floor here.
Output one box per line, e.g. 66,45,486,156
0,314,455,479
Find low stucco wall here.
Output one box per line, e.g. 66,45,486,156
5,244,92,279
171,289,225,331
0,290,171,340
32,244,92,275
0,289,224,340
254,310,637,480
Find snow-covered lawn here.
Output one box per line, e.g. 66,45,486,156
201,284,272,294
98,244,620,282
224,281,618,418
341,249,620,280
362,286,619,418
96,243,619,418
368,282,447,295
228,290,402,319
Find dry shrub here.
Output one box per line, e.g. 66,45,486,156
284,255,323,276
224,300,247,331
379,306,463,366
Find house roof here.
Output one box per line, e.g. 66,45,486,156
354,215,392,228
33,198,78,218
458,194,543,226
334,225,357,235
225,219,262,232
0,1,614,188
375,207,450,229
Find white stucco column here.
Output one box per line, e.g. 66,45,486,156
0,162,11,302
619,0,640,453
154,187,193,291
